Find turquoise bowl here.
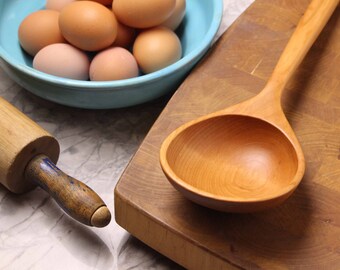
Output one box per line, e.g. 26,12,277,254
0,0,223,109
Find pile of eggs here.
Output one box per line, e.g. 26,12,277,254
18,0,186,81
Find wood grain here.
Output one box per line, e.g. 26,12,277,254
25,155,111,227
115,0,340,268
159,0,338,213
0,97,111,227
0,97,59,193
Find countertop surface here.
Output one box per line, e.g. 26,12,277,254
0,1,253,269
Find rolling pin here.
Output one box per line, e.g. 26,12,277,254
0,97,111,227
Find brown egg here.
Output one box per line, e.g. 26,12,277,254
45,0,76,11
18,10,66,56
133,27,182,74
59,1,118,51
33,43,90,80
112,0,176,28
160,0,186,30
89,47,139,81
78,0,112,6
112,22,136,48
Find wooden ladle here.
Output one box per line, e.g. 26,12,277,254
160,0,339,212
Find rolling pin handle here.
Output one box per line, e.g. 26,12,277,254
24,155,111,227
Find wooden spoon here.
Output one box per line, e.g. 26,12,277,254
160,0,339,212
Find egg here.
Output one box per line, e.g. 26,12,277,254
133,27,182,74
59,1,118,51
45,0,76,11
78,0,112,6
112,22,136,48
90,47,139,81
112,0,176,28
18,10,66,56
160,0,186,30
33,43,90,80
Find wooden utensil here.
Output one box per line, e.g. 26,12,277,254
160,0,339,212
115,0,340,268
0,97,111,227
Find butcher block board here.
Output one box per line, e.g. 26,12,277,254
115,0,340,269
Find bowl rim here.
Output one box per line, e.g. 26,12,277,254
0,0,223,90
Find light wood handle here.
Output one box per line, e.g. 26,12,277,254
265,0,339,95
25,155,111,227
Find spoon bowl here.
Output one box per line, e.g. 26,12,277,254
162,114,302,212
160,0,338,212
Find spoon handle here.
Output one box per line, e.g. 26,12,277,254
264,0,338,96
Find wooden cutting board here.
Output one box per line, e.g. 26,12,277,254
115,0,340,269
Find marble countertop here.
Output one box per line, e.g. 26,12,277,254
0,1,253,269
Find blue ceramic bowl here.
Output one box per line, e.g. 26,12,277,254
0,0,223,109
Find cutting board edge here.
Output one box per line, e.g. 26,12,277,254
114,188,241,270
